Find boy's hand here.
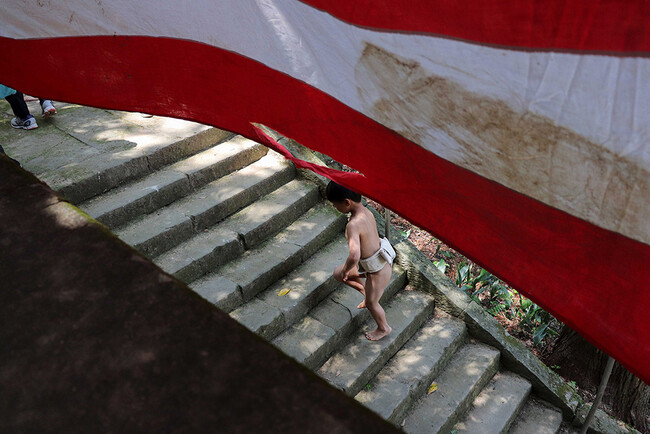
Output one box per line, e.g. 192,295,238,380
341,264,354,282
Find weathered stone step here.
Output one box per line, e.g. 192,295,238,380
354,315,467,424
508,397,563,434
317,289,436,397
50,125,234,205
80,136,268,229
230,236,349,340
190,203,346,312
218,203,345,301
402,343,500,434
153,179,319,283
272,266,406,370
217,179,319,250
114,153,294,257
453,371,532,433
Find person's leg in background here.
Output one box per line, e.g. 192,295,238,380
6,91,38,130
39,98,56,117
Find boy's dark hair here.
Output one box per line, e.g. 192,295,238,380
326,181,361,203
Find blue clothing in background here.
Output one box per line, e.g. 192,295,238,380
0,84,17,100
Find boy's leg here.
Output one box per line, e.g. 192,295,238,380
364,264,392,341
333,264,367,308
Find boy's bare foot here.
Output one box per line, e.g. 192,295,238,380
357,299,366,309
365,326,392,341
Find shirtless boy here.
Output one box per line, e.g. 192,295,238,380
326,181,396,341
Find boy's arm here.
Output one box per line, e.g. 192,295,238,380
342,223,361,281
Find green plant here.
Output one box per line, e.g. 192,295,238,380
433,244,453,259
519,301,559,345
398,228,412,239
447,259,558,347
434,258,448,274
565,381,584,405
455,267,513,314
455,262,472,288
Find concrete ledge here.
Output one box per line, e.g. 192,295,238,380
0,157,399,433
573,406,640,434
276,136,331,194
393,239,580,418
44,127,234,204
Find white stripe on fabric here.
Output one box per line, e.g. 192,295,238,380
3,0,649,243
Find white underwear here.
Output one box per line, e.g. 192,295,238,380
358,237,396,275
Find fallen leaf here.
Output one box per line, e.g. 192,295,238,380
278,288,291,296
427,382,438,395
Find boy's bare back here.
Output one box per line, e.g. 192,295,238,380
346,206,381,260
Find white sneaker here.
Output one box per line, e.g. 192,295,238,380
11,115,38,130
41,100,57,117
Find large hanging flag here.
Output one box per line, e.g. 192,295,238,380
1,1,648,384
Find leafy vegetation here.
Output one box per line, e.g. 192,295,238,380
433,247,559,347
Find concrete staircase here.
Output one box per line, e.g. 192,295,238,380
74,130,566,433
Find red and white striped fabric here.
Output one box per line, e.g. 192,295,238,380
2,1,649,383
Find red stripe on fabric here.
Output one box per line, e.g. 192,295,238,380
1,36,648,383
300,0,650,53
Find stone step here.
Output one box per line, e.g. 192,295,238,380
508,397,563,434
402,343,500,434
216,179,320,251
114,152,295,257
354,315,468,424
317,289,436,397
453,371,532,433
230,236,349,340
153,179,319,283
80,136,268,229
189,203,346,312
218,203,346,302
272,266,407,371
47,121,234,205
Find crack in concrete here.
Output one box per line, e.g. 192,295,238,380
237,232,249,251
235,284,245,302
188,214,199,233
184,172,195,191
332,299,353,319
144,155,153,173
